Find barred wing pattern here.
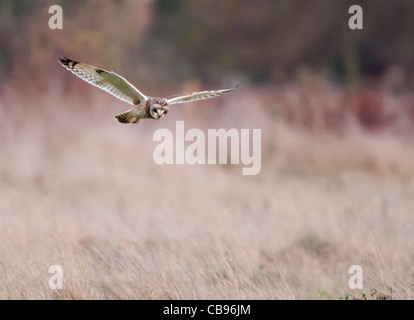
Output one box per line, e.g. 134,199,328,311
58,57,148,106
165,86,238,105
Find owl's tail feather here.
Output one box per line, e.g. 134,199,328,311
115,112,130,123
115,110,140,124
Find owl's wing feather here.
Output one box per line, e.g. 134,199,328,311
165,86,238,105
58,56,147,106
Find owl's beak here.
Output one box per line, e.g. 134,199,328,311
158,109,166,118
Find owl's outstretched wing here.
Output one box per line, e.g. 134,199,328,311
165,85,238,105
58,56,148,106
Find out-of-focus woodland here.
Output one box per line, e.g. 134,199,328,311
1,0,414,88
1,0,414,133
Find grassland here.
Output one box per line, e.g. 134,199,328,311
0,80,413,299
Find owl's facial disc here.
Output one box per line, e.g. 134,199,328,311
150,104,168,120
150,104,161,119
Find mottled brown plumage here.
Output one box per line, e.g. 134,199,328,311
59,56,237,124
115,97,169,124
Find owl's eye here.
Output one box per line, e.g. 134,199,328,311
150,105,161,119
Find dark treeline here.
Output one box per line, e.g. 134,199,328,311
1,0,414,89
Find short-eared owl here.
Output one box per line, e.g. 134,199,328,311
58,57,237,124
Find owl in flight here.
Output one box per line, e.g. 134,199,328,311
58,57,237,124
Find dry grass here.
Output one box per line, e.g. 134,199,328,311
0,80,414,299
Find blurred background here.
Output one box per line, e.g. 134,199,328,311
0,0,414,299
2,0,414,88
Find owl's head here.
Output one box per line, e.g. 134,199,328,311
150,104,169,120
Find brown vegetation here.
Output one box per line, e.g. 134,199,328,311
1,0,414,300
1,79,414,299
